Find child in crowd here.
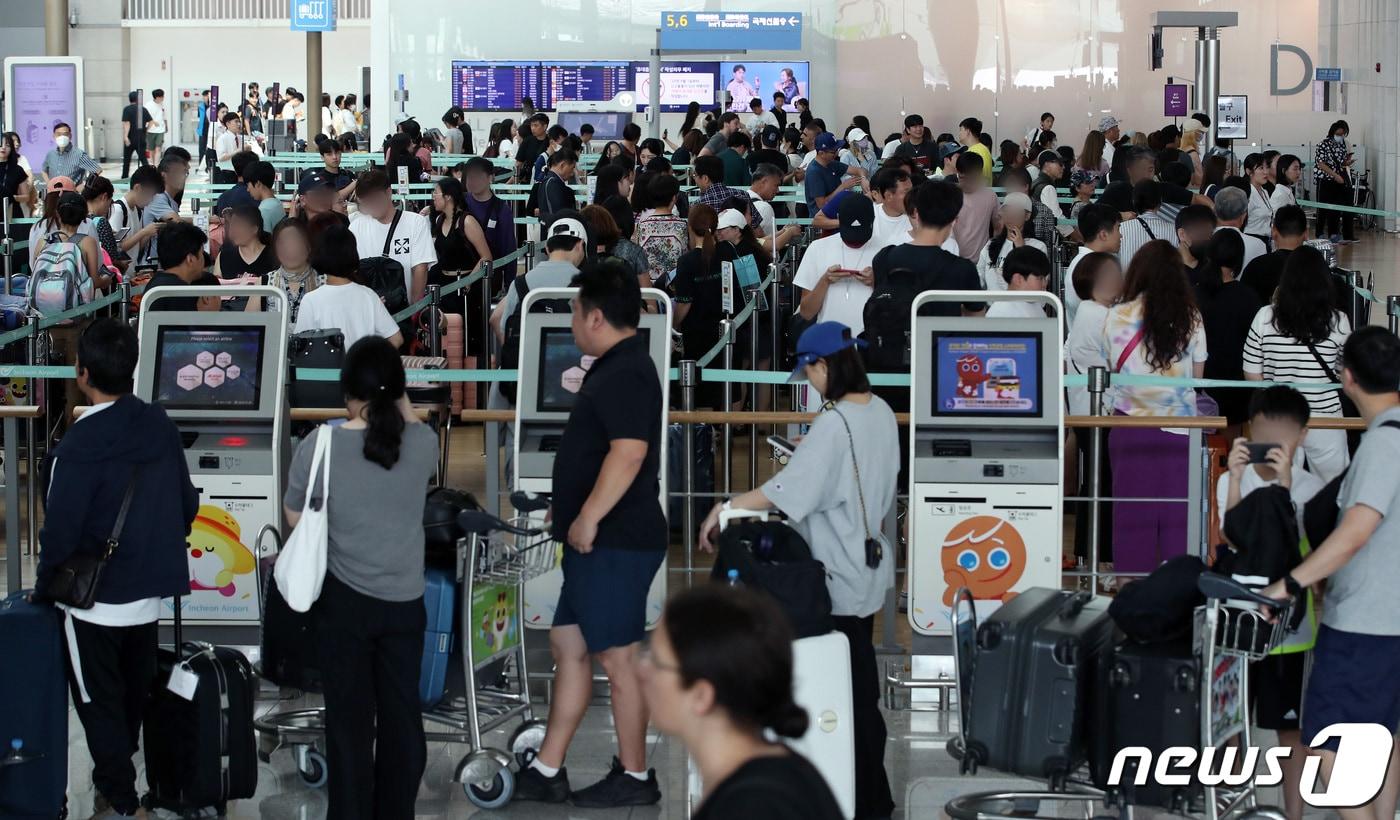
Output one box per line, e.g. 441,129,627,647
1217,386,1323,820
984,245,1050,318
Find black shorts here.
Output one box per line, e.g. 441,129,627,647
553,547,664,653
1249,651,1307,731
1302,625,1400,751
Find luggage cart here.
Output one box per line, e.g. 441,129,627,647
944,574,1293,820
253,496,557,809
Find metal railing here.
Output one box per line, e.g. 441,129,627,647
123,0,370,22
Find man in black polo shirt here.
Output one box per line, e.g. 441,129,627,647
145,222,219,312
516,261,664,809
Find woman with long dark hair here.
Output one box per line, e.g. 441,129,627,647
698,321,898,820
641,586,844,820
386,132,426,184
1242,153,1274,246
1242,245,1353,480
1195,229,1261,425
1200,154,1229,199
592,163,631,205
672,204,726,407
285,336,437,820
1077,130,1108,178
213,203,276,282
1314,120,1355,242
672,129,706,168
1270,153,1302,210
638,138,665,167
0,132,32,223
1104,240,1207,575
426,176,492,315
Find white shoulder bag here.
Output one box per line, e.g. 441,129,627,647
274,424,332,612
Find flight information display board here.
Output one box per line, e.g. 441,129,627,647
542,61,631,106
452,61,546,111
629,61,719,112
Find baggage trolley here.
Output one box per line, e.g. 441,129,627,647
253,496,558,810
944,574,1294,820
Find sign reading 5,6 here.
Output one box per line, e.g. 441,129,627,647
665,13,689,27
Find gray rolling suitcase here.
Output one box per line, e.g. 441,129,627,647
963,588,1114,787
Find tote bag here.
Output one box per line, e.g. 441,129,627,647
274,425,332,612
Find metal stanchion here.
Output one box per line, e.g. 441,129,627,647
680,360,697,575
118,281,132,325
1085,366,1109,591
479,262,493,410
5,416,18,593
2,197,12,295
748,301,759,489
524,240,537,273
720,319,734,495
769,268,781,416
427,284,442,357
1388,295,1400,336
24,326,39,557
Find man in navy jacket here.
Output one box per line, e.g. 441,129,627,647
36,318,198,818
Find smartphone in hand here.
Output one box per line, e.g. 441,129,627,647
1246,442,1280,464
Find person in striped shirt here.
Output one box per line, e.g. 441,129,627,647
1243,245,1353,481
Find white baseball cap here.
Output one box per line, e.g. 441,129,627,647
847,127,869,143
547,216,588,243
717,209,748,231
1001,192,1034,213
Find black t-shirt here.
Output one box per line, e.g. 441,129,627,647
672,243,735,339
517,135,546,171
1097,181,1133,214
870,242,985,314
1159,182,1194,208
1196,280,1263,425
550,334,666,552
749,148,788,174
121,103,151,136
1240,248,1292,305
145,272,200,312
692,753,844,820
894,140,937,172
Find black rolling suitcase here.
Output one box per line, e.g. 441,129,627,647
288,328,346,409
666,422,714,532
144,599,258,816
1091,638,1202,810
963,588,1114,786
0,592,68,819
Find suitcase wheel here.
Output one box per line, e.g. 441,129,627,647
299,748,329,789
463,767,515,809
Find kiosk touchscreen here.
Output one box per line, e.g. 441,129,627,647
513,288,673,630
907,292,1064,637
135,287,290,636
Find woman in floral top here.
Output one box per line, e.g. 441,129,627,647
1102,240,1207,574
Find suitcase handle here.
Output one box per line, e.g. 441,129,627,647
1060,589,1092,618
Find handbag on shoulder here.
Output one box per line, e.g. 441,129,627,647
42,467,140,609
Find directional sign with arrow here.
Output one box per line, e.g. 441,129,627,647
659,11,803,51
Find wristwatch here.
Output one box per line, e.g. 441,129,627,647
1283,573,1304,596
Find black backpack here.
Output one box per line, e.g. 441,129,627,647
356,209,409,316
861,267,928,371
711,519,833,639
498,276,571,403
1303,420,1400,547
1107,555,1206,644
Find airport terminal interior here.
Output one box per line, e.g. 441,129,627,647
4,0,1400,818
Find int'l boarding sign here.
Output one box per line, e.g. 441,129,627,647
660,11,803,51
290,0,336,32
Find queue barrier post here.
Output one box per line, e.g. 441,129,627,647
524,240,537,273
2,197,12,296
748,297,760,489
118,281,132,326
478,261,492,411
680,360,698,576
24,325,40,557
720,319,734,495
1388,295,1400,336
1085,365,1109,591
427,284,442,358
768,266,781,429
5,414,19,593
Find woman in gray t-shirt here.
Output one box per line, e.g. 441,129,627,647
282,335,437,820
697,321,899,819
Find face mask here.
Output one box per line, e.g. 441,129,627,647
54,136,70,149
1334,134,1346,143
1188,242,1210,259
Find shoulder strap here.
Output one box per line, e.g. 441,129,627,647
826,404,873,542
1115,328,1146,373
115,199,128,224
512,275,530,310
381,209,404,257
105,465,141,557
1302,341,1339,381
1136,217,1157,241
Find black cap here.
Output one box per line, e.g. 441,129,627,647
297,170,337,195
761,125,781,148
838,194,875,246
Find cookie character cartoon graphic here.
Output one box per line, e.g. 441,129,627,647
480,589,513,649
941,515,1026,605
955,354,988,398
187,505,256,598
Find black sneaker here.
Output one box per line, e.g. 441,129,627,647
570,757,661,809
513,750,571,804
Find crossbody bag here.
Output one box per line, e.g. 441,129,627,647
43,466,141,608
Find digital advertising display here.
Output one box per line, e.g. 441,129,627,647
4,59,82,174
452,61,546,112
542,61,631,106
154,326,265,411
630,61,719,112
932,332,1042,418
720,61,809,112
556,111,631,142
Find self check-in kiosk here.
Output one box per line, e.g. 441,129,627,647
135,286,290,644
907,291,1064,638
513,287,672,630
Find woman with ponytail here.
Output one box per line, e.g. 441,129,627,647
642,585,844,820
283,336,438,820
671,204,727,408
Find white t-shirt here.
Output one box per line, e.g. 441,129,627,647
976,237,1047,291
986,298,1048,319
293,282,402,350
1062,245,1096,321
339,108,359,136
868,207,961,256
792,233,879,334
748,111,779,135
747,190,776,240
1215,465,1326,540
1064,300,1112,416
146,102,166,135
215,131,247,168
349,210,438,297
1269,185,1297,210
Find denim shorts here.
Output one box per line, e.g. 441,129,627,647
1301,625,1400,751
553,547,664,653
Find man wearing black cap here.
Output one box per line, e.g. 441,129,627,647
749,126,789,177
894,114,937,171
295,170,342,219
462,156,518,283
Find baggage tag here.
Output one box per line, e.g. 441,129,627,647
167,661,199,701
395,165,410,202
721,260,735,314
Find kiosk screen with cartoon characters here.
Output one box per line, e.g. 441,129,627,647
932,332,1041,418
153,326,265,411
536,327,650,412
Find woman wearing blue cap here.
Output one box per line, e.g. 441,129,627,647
698,320,899,819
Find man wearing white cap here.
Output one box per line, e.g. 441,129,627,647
1099,115,1121,173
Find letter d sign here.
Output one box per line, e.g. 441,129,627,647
1301,723,1393,807
1272,44,1314,96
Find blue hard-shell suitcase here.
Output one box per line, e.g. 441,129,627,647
420,568,456,708
0,592,68,819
